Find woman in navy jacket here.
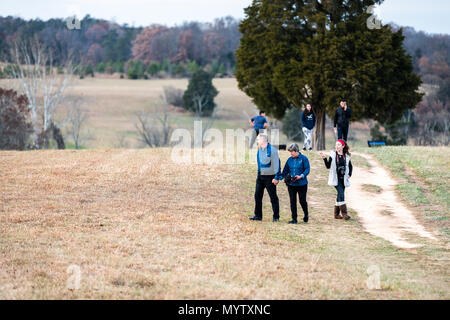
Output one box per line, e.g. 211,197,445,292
280,143,310,224
301,104,316,151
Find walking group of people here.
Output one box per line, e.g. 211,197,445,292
248,99,353,223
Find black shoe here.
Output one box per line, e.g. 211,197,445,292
288,220,298,224
309,147,312,151
302,147,307,151
249,216,262,221
272,218,279,222
303,216,309,223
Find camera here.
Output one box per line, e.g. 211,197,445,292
285,174,297,184
337,166,346,176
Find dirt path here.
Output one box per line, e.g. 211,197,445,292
347,152,437,249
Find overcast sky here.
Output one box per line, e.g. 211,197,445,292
1,0,449,34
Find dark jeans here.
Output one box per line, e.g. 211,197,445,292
287,184,308,221
337,125,349,141
334,178,345,203
254,174,279,219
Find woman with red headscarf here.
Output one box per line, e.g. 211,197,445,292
320,139,353,220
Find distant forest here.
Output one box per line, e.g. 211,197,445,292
0,15,241,78
0,15,448,83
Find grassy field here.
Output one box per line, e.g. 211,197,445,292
0,77,373,150
0,77,264,149
0,147,448,299
1,77,448,299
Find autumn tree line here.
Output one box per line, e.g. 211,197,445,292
0,15,241,79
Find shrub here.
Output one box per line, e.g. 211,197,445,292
0,88,33,150
163,86,184,108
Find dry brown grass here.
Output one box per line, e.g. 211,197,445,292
0,148,448,299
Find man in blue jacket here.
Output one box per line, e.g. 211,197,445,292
249,111,268,148
249,134,282,222
280,143,310,223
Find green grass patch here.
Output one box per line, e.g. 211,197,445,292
362,184,382,194
397,184,430,205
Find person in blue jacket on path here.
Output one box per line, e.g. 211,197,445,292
301,104,316,151
280,143,310,224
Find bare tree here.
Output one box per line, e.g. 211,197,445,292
67,97,88,149
11,40,75,149
192,93,208,119
191,92,220,141
114,132,129,149
135,95,174,148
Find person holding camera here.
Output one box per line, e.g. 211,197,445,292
249,134,282,222
301,104,316,151
280,143,310,224
333,99,352,141
320,139,353,220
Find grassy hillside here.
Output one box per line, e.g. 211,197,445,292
0,147,448,299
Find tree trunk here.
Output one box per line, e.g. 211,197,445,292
313,108,326,150
51,122,65,149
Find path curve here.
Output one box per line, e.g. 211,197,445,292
347,152,437,249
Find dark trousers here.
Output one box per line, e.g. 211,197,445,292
250,129,261,148
337,125,349,141
254,174,279,219
334,178,345,203
287,185,308,221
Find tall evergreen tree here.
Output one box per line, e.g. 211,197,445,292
236,0,423,149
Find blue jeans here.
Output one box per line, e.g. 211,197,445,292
302,127,313,149
334,178,345,204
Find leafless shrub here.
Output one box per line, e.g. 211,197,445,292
163,86,184,108
135,96,173,148
66,97,88,149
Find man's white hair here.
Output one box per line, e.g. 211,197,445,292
257,134,268,142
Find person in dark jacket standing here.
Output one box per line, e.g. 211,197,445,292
280,143,310,224
320,139,353,220
333,99,352,141
300,104,316,151
249,134,282,222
